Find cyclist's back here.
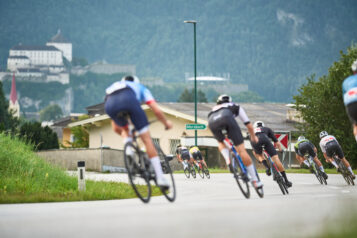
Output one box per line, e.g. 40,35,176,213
253,125,278,157
319,134,342,158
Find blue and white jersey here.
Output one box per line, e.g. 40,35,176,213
105,81,155,104
342,74,357,105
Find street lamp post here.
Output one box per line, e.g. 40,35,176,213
184,20,198,146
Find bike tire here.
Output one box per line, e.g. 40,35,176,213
159,157,177,202
124,142,151,203
198,164,204,178
319,171,328,185
232,156,250,199
184,167,190,178
349,176,355,186
203,164,210,179
254,167,264,198
272,166,287,195
190,165,197,178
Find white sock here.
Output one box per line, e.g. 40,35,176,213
124,137,133,144
220,148,230,165
348,166,354,175
319,166,325,172
246,164,258,182
303,160,310,167
331,161,338,168
150,156,164,179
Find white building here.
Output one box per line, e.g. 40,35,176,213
46,29,72,62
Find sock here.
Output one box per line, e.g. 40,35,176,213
124,137,133,144
319,166,325,172
348,166,354,175
262,160,269,169
281,171,288,182
303,160,310,167
246,164,258,182
220,148,230,165
150,156,164,179
331,161,338,168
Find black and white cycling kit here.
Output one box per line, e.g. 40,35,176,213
176,146,190,160
319,135,344,159
208,102,250,146
295,140,316,158
251,126,278,157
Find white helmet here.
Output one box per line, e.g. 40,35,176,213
319,131,328,139
121,75,140,83
217,94,232,104
352,60,357,72
253,121,264,128
297,136,305,142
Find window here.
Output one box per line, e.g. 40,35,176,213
169,139,181,155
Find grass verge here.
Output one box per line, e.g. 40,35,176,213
0,133,160,203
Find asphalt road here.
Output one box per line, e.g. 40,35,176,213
1,172,356,238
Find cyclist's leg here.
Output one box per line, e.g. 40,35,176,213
197,151,208,168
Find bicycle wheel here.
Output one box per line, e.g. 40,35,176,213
198,163,204,178
124,142,151,203
232,155,250,199
311,164,323,184
202,164,210,179
272,166,287,195
184,166,190,178
254,170,264,198
159,156,176,202
190,164,196,178
348,176,355,186
319,171,328,185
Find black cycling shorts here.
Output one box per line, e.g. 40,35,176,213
208,109,244,146
346,101,357,124
297,142,316,158
251,134,277,157
325,141,344,159
192,151,203,160
180,150,190,160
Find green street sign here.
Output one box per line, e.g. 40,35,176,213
186,124,206,130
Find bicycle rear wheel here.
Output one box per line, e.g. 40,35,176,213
184,166,191,178
272,166,288,195
198,163,204,178
159,156,176,202
190,164,196,178
232,155,250,199
124,142,151,203
203,164,210,179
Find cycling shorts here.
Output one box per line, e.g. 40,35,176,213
208,109,244,146
180,149,190,161
251,133,277,157
325,141,344,159
104,87,149,132
297,141,316,158
191,151,203,160
346,101,357,124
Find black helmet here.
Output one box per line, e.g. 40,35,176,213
217,94,232,104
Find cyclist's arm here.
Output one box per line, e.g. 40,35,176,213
147,101,172,130
275,141,282,151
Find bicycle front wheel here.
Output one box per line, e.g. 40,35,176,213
203,164,210,179
159,157,176,202
124,142,151,203
198,164,204,178
184,166,190,178
232,156,250,199
190,165,197,178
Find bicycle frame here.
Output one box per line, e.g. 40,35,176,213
223,138,247,174
263,150,281,176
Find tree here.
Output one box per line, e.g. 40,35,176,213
66,115,90,148
39,104,63,122
19,121,59,150
177,88,208,103
293,45,357,167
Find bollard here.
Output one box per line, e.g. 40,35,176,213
77,161,86,191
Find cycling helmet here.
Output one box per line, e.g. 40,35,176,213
217,94,232,104
121,75,140,83
297,136,305,142
352,60,357,72
253,121,264,128
319,131,328,139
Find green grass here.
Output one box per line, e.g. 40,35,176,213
0,133,161,203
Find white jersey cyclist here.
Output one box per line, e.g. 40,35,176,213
319,135,339,154
209,102,250,124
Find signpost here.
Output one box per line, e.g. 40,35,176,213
186,124,206,130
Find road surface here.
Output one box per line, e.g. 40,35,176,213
0,172,356,238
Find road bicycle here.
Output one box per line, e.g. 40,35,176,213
196,159,210,179
123,124,176,203
303,153,327,185
333,153,355,186
222,130,264,199
262,147,289,195
183,160,196,179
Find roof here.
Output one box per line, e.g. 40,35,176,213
11,45,60,51
8,56,29,59
52,116,79,127
48,29,70,43
72,102,298,132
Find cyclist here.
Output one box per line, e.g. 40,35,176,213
189,146,208,169
208,94,263,189
175,144,193,170
319,131,355,179
251,121,292,187
104,75,173,188
342,59,357,142
294,135,328,180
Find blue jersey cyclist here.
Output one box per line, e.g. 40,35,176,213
342,59,357,142
104,75,173,188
